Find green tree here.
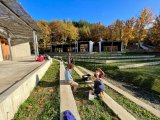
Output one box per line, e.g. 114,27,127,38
78,26,91,41
72,20,91,28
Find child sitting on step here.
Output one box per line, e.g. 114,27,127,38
94,68,105,98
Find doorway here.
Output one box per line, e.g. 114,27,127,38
0,36,10,60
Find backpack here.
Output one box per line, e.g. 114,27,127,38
63,110,76,120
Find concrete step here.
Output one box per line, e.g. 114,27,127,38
78,66,160,118
60,62,80,120
0,59,53,120
73,66,136,120
118,61,160,69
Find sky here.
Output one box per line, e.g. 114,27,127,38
17,0,160,26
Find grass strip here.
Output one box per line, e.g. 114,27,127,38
75,61,160,94
13,60,60,120
71,69,119,120
105,86,159,120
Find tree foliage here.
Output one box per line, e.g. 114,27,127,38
37,20,51,49
133,8,153,45
90,23,106,42
122,18,135,48
49,21,68,44
79,26,91,41
146,15,160,49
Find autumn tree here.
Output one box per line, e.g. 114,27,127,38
78,27,91,41
133,8,154,48
65,22,79,43
113,20,124,40
49,21,68,44
146,15,160,49
90,23,106,42
37,21,51,49
122,18,135,49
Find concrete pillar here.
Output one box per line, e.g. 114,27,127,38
0,42,3,61
99,40,102,52
7,34,13,60
89,40,93,53
33,31,39,58
121,42,124,51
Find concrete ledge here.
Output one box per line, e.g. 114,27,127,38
56,55,155,60
78,66,160,118
60,62,80,120
106,57,160,63
118,61,160,69
0,59,53,120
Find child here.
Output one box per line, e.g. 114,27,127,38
94,68,105,98
65,64,79,92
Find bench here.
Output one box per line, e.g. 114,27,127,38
60,62,81,120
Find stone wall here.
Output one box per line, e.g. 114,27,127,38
11,42,31,59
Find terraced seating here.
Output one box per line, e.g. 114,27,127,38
73,57,160,63
59,62,80,120
78,66,160,118
118,61,160,69
73,66,136,120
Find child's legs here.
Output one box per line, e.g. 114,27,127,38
70,81,79,91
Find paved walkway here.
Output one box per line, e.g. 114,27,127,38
73,66,136,120
0,57,44,94
60,62,80,120
78,66,160,118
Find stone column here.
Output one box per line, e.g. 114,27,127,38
33,31,39,58
7,34,13,60
89,40,93,53
99,41,102,52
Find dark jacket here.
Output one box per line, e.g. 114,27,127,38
94,80,105,94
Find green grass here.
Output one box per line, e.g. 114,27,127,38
76,64,160,120
71,69,119,120
75,61,160,94
13,60,60,120
105,86,159,120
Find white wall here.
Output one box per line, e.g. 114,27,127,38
0,42,3,61
11,42,31,59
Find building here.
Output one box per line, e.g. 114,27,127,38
51,40,123,53
0,0,41,61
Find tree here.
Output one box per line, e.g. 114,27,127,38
113,20,124,40
104,25,113,40
78,26,91,41
65,22,79,43
90,23,106,42
49,21,68,44
122,18,135,49
72,20,91,28
146,15,160,49
37,21,51,49
133,8,154,48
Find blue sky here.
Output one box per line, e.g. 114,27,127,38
18,0,160,26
